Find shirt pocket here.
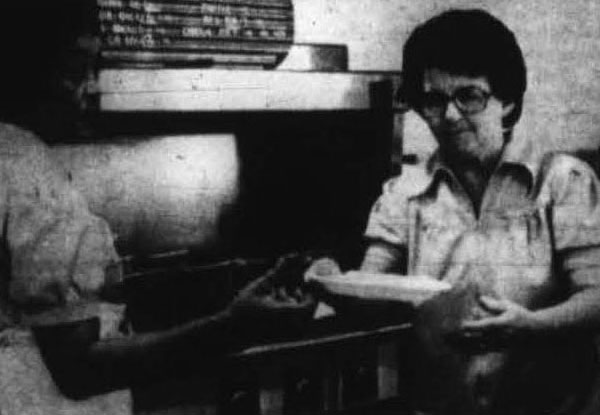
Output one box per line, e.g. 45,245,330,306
482,206,553,300
409,201,471,277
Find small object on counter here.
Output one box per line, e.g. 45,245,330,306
277,43,348,72
313,302,336,319
305,270,451,306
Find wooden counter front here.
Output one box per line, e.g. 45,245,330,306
133,316,414,415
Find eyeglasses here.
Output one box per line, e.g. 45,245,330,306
419,86,491,118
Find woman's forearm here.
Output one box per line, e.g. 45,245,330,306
360,242,404,273
530,286,600,334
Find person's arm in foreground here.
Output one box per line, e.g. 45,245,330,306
34,260,315,399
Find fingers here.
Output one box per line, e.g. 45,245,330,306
461,315,506,330
242,273,275,296
459,296,508,330
478,295,510,314
292,287,304,301
274,286,288,301
234,254,319,321
274,286,315,307
305,257,342,281
255,253,313,290
448,298,531,351
452,316,509,352
248,283,313,310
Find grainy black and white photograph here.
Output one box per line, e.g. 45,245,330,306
0,1,600,414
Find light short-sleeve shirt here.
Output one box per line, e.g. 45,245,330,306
0,124,131,415
364,137,600,415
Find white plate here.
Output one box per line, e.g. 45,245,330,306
306,270,452,306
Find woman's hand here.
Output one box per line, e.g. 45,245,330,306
303,257,350,310
305,257,342,279
459,296,538,347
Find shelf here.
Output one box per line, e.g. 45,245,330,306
96,68,401,112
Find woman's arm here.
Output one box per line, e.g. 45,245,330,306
360,241,406,273
531,285,600,332
461,284,600,340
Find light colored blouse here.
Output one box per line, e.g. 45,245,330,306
364,138,600,414
0,123,131,415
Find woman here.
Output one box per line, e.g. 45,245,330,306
312,9,600,415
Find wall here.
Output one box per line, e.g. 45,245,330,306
50,112,388,259
46,1,600,256
52,135,240,255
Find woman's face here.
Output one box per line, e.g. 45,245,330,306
420,68,514,167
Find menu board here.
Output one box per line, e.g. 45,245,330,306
97,0,295,68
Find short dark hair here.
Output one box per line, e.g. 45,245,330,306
400,9,527,129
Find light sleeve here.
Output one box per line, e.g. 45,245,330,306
546,155,600,291
362,176,411,272
364,176,410,246
3,126,126,340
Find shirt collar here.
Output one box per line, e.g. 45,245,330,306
499,131,543,179
416,131,543,196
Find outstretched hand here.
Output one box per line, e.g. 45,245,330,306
229,254,317,342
